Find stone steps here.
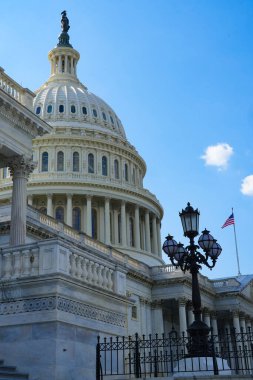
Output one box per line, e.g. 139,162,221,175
0,360,29,380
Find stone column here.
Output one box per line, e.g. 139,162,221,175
145,210,151,252
140,298,148,336
233,310,241,333
187,303,194,327
99,204,105,242
86,196,92,237
64,55,67,73
210,312,220,353
156,219,162,257
113,210,119,245
27,194,33,206
120,201,127,246
152,214,158,254
203,308,211,329
134,205,140,250
151,301,164,335
104,198,111,245
47,194,53,217
8,156,35,246
240,314,246,333
66,193,73,227
246,317,252,336
178,298,187,336
58,55,62,73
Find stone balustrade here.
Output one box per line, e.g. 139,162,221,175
0,240,117,293
0,244,39,279
0,67,35,110
69,253,114,291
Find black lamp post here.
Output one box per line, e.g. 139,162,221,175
162,203,222,357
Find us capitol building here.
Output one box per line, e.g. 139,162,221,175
0,12,252,380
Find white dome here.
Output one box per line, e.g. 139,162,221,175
33,45,126,139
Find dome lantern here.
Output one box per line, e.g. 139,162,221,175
48,11,80,81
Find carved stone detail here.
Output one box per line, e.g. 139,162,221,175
0,296,126,327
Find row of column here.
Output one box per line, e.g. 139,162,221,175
33,193,162,255
51,54,77,76
177,298,253,336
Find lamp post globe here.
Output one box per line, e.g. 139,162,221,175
163,203,222,357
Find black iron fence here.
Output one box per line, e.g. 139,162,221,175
96,329,253,379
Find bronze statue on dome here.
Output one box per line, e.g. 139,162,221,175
61,11,70,33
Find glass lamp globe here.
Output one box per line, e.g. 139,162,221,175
162,235,178,257
208,240,222,259
198,229,214,251
174,243,186,262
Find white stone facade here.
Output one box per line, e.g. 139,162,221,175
0,14,253,380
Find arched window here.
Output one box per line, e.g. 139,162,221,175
40,207,47,215
42,152,48,172
129,217,134,247
88,153,94,173
82,106,87,115
102,156,108,176
102,112,107,121
124,163,128,181
47,105,53,113
92,208,97,239
72,207,81,231
110,115,114,124
73,152,79,172
71,105,76,113
36,106,41,115
59,104,64,113
93,109,98,117
114,159,119,179
57,151,64,171
55,206,64,223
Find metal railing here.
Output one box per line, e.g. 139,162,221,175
96,329,253,379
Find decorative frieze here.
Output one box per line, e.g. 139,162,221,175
0,296,126,327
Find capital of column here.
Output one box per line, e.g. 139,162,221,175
232,309,240,318
178,297,187,307
202,307,210,317
8,155,35,179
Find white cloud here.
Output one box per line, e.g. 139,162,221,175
241,175,253,196
201,143,233,170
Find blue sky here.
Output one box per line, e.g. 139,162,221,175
1,0,253,278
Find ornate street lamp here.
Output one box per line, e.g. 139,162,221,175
162,202,222,357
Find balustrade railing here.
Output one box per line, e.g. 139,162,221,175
0,67,34,110
69,253,114,291
96,329,253,379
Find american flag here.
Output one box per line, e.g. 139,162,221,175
221,213,235,228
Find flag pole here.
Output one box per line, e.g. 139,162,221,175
232,207,241,276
